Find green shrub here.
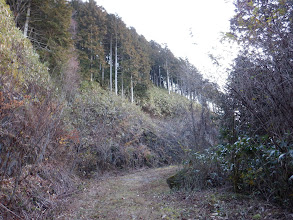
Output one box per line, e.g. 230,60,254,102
217,135,293,207
170,134,293,209
167,149,226,190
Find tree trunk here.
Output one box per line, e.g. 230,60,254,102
90,25,93,81
115,35,118,95
109,35,113,91
121,71,124,98
23,1,31,37
159,65,161,87
102,65,104,85
166,60,170,94
190,101,198,150
131,74,134,103
155,70,158,87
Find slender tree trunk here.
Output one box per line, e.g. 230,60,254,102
115,35,118,95
15,0,21,23
190,101,197,150
199,104,206,148
121,71,124,98
131,74,134,103
159,65,161,87
23,1,31,37
102,65,104,85
109,35,113,91
90,25,93,82
99,61,102,78
166,60,170,94
155,70,158,87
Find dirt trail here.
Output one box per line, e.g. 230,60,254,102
61,166,186,219
59,166,291,220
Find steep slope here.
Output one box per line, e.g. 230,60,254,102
67,82,190,176
0,1,77,219
0,1,220,219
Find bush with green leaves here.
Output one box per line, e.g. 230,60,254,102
172,134,293,209
167,148,226,190
217,135,293,207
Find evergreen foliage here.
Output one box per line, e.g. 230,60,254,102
6,0,73,77
70,0,215,103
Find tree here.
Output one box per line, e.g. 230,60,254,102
6,0,73,77
109,35,113,90
73,0,107,80
6,0,30,27
227,0,293,141
23,0,30,37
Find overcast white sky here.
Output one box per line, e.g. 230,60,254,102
95,0,238,86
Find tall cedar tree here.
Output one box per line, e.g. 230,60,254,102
6,0,72,77
71,0,219,104
72,0,107,80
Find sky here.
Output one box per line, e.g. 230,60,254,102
95,0,238,86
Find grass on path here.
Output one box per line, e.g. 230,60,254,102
60,166,291,220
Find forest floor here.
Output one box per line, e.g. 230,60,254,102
59,166,292,220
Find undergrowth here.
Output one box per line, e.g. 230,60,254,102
68,82,189,176
0,1,78,218
139,85,191,118
170,135,293,211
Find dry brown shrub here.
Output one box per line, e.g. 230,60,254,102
0,75,79,219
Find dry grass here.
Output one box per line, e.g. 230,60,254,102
0,162,78,219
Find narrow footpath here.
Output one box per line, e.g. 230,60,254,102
60,166,291,220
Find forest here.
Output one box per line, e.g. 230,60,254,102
0,0,292,219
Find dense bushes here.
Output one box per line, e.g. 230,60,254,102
167,149,225,190
218,135,293,207
168,0,293,212
0,2,77,218
68,82,187,176
173,134,293,210
139,86,190,117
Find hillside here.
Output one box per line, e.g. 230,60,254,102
0,1,215,218
1,0,293,219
